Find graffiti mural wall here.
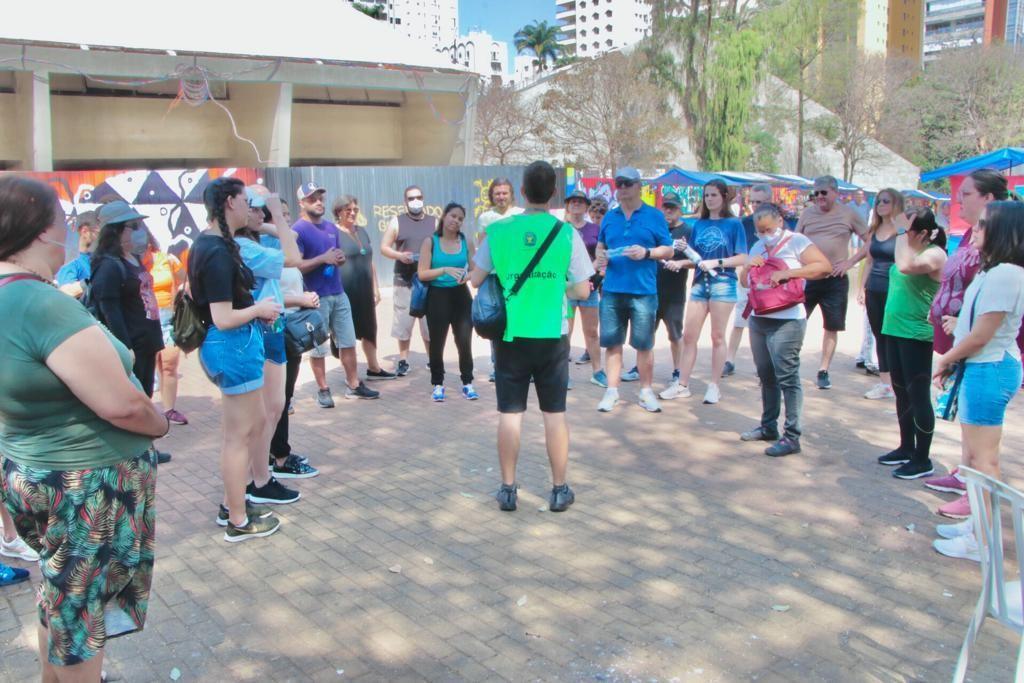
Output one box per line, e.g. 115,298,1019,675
13,168,259,259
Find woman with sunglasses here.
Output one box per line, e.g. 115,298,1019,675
932,202,1024,561
923,170,1008,519
857,188,904,401
676,179,748,404
875,208,946,480
333,196,394,380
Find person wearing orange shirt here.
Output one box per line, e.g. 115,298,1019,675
147,237,188,425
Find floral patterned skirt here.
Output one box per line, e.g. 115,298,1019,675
0,450,157,666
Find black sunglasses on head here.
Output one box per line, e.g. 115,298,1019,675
615,179,638,189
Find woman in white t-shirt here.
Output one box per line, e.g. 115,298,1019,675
932,201,1024,561
738,204,831,457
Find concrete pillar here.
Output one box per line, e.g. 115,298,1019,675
268,83,292,168
14,71,53,171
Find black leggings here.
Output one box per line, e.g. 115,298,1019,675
133,347,159,398
270,346,302,460
865,288,889,373
426,284,474,386
884,335,934,464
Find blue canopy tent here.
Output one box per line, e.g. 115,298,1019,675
920,147,1024,183
764,173,861,191
716,171,778,186
650,168,731,186
902,189,944,201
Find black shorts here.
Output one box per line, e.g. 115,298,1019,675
494,336,570,413
657,296,685,342
804,275,849,332
348,288,378,345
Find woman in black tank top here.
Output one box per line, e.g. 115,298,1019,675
858,188,903,400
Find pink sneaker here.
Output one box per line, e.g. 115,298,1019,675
165,408,188,425
925,468,965,494
938,493,971,519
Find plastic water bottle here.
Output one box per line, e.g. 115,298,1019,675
680,244,719,277
606,246,630,258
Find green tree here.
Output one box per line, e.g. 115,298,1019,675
514,20,563,71
352,1,386,19
645,0,765,170
762,0,855,175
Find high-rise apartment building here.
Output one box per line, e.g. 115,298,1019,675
923,0,985,59
849,0,924,63
555,0,653,58
439,30,509,85
344,0,459,51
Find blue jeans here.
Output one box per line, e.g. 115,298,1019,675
599,292,658,351
749,316,806,440
959,352,1022,426
690,274,738,303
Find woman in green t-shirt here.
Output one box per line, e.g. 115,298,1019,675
0,175,169,681
876,207,948,481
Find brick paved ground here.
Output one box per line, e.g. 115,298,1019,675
2,293,1021,682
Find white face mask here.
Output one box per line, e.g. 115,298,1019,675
763,228,784,247
407,199,424,214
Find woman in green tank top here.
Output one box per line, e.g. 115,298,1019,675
877,207,948,481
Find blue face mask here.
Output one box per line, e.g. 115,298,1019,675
129,227,149,255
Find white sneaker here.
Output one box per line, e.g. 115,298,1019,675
703,383,721,405
0,536,39,562
936,519,974,540
597,388,619,413
659,382,691,400
933,532,980,562
638,387,662,413
864,383,895,400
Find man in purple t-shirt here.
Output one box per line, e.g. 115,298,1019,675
293,182,379,406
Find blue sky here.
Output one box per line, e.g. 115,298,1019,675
460,0,557,68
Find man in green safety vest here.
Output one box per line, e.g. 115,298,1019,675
470,161,595,513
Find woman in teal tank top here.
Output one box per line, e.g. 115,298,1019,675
418,203,478,402
877,207,948,481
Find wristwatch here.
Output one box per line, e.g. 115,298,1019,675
644,248,651,259
718,258,724,267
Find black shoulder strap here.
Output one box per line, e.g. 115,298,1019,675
508,220,564,299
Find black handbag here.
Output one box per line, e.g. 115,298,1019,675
472,220,564,341
284,307,329,356
171,289,207,353
409,274,429,319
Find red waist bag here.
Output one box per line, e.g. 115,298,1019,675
744,234,805,317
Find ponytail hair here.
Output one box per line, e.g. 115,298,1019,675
203,177,255,296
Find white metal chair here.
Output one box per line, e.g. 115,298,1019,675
952,466,1024,682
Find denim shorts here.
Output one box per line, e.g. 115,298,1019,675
311,292,357,358
159,307,175,348
958,352,1022,426
264,329,287,366
690,274,738,303
599,291,658,351
198,322,265,395
571,287,600,309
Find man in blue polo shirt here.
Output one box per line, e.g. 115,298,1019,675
594,167,674,413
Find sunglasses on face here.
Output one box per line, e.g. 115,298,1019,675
615,179,638,189
406,195,423,201
592,207,607,214
878,197,892,205
812,190,830,198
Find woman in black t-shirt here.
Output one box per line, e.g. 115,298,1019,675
188,177,283,542
90,201,164,397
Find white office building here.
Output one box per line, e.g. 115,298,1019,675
345,0,459,52
555,0,653,57
439,30,509,84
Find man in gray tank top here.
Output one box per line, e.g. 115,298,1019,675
380,185,435,376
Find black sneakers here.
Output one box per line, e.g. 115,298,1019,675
893,460,935,480
366,368,397,381
272,454,320,479
246,477,300,504
816,370,832,390
345,381,380,400
317,388,335,409
396,360,410,377
549,484,575,512
722,361,736,377
878,449,912,466
496,483,518,511
765,437,801,457
216,502,274,527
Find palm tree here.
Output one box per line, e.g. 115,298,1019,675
514,20,563,71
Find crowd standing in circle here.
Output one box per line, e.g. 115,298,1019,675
2,162,1024,680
